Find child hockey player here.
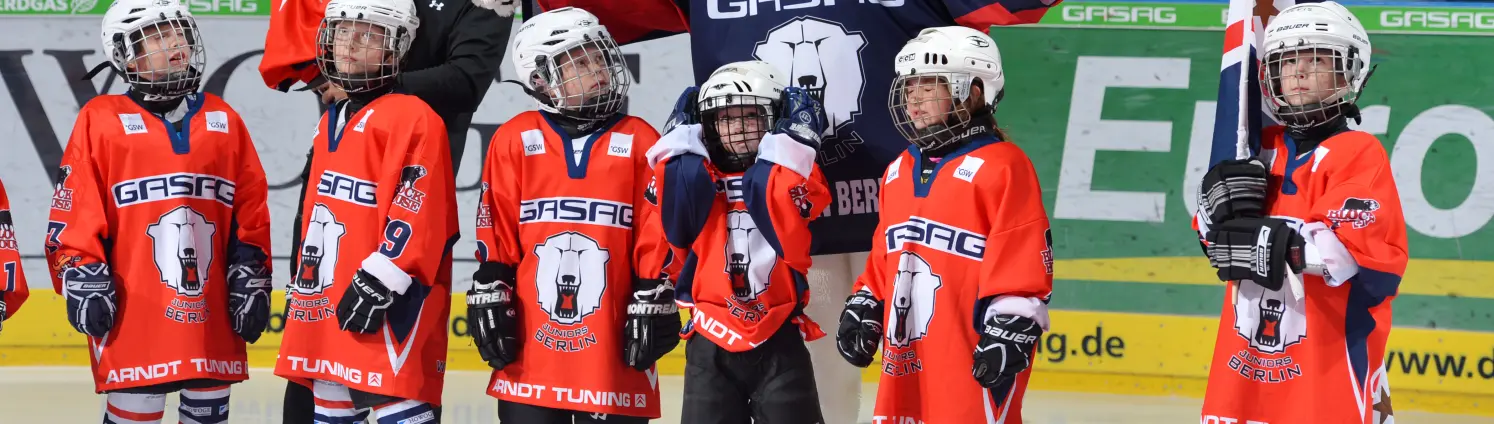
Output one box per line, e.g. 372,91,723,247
836,26,1054,423
273,0,459,421
646,61,831,423
44,0,273,421
0,179,29,333
463,7,678,423
1194,3,1407,423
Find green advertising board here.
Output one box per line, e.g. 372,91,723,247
987,23,1494,330
1038,1,1494,35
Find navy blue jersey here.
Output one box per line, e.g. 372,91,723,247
537,0,1057,254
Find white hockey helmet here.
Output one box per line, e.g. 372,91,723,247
889,26,1006,151
510,7,630,121
697,60,789,172
100,0,205,100
316,0,420,93
1261,1,1373,130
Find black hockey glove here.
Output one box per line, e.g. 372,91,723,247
337,269,399,334
227,262,272,343
0,299,7,334
468,262,520,370
773,86,829,150
661,86,700,135
1198,158,1269,227
1205,217,1306,291
62,263,117,338
836,290,884,368
624,277,682,371
972,314,1042,389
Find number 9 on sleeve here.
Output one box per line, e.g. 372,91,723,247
379,219,413,258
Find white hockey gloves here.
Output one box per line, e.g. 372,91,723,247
468,262,520,370
624,277,681,371
63,263,117,338
836,289,884,368
972,314,1042,390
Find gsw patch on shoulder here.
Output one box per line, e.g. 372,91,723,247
394,165,428,213
1325,197,1379,230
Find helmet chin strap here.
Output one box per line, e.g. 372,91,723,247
502,79,614,137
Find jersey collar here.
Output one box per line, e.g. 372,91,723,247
906,134,1001,198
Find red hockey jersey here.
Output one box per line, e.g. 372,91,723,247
274,94,460,405
1199,128,1408,424
259,0,328,91
0,179,29,322
855,136,1054,424
474,111,673,418
650,126,831,353
44,94,271,392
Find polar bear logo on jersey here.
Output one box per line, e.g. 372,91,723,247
294,204,346,296
754,17,868,164
725,211,775,301
1233,281,1307,354
146,206,217,297
887,252,942,348
534,232,610,325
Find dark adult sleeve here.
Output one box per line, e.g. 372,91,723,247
398,4,513,116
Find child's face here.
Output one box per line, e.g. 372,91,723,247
127,23,192,80
331,21,390,75
712,105,767,155
1276,49,1348,106
902,76,954,129
553,44,613,103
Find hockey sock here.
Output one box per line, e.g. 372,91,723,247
370,399,437,424
102,392,167,424
177,385,230,424
311,380,372,424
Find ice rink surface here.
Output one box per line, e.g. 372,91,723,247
0,367,1484,423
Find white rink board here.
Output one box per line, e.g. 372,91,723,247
0,17,694,292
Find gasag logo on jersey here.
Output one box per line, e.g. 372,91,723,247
290,204,346,322
113,173,236,208
476,183,493,228
884,217,985,261
317,170,378,207
883,252,941,377
394,165,428,213
723,210,776,322
1326,197,1380,230
1229,281,1307,384
715,176,746,202
754,17,868,165
534,232,609,352
51,165,73,211
520,197,633,229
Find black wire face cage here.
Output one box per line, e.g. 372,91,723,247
701,96,776,174
1263,45,1359,130
889,72,976,152
113,15,205,100
316,17,408,94
532,36,631,122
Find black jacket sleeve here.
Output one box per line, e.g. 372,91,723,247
398,4,513,117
